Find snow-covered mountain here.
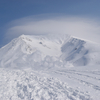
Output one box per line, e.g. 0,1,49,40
0,34,100,69
0,34,100,100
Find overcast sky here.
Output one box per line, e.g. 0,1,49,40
1,0,100,47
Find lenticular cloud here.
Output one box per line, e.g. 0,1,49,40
6,16,100,43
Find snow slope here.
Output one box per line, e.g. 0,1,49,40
0,34,100,100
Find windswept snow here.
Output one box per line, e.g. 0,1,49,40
0,34,100,100
0,69,92,100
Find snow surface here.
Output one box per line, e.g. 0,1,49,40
0,34,100,100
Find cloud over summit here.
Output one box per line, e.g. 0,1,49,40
5,15,100,43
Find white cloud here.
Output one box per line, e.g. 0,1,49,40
5,15,100,43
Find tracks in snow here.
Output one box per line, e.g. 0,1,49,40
54,70,100,91
0,69,92,100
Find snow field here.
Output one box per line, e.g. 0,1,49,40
0,69,92,100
